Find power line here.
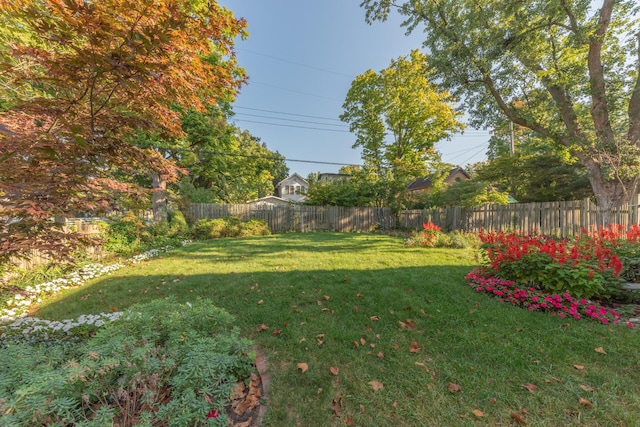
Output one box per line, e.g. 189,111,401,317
232,118,350,133
234,112,348,128
211,151,361,167
237,48,355,79
234,106,343,122
249,81,343,102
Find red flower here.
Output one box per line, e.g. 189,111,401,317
207,409,219,419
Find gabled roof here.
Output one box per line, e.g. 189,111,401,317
407,177,433,191
275,173,309,187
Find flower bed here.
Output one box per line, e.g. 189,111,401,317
1,242,190,323
466,268,632,326
469,225,640,326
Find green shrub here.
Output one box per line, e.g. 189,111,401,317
192,217,271,240
0,299,254,426
168,210,190,236
240,219,271,237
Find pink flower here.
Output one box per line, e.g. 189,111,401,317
207,409,219,419
627,322,634,328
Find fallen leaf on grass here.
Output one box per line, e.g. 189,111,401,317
256,323,267,332
377,352,385,359
345,416,354,426
331,396,342,416
352,341,359,348
357,292,364,297
511,413,527,425
594,347,607,354
580,384,597,392
297,363,308,374
472,409,484,417
368,380,384,391
370,315,381,321
360,338,366,346
323,295,330,300
272,328,282,336
409,340,420,353
257,300,264,305
399,319,416,330
330,366,339,376
574,364,586,371
415,361,429,372
579,397,593,407
522,383,538,393
448,383,461,393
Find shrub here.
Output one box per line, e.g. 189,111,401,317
168,209,190,236
405,223,478,249
0,299,255,426
192,217,271,240
240,219,271,237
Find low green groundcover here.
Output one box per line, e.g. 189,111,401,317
0,298,255,427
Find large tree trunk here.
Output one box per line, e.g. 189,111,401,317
581,156,639,224
151,172,167,222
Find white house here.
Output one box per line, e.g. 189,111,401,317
275,173,309,203
246,195,291,208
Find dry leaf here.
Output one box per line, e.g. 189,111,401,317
360,338,366,345
330,366,339,376
317,388,323,394
257,300,264,305
579,397,593,407
574,364,586,371
368,380,384,391
257,324,269,332
332,377,339,387
415,361,428,372
409,340,420,353
580,384,596,392
594,347,607,354
345,416,354,426
331,396,342,416
354,305,359,312
489,398,497,404
352,340,359,348
511,413,527,425
272,328,282,336
297,363,308,374
448,383,461,393
317,300,323,306
370,315,381,321
399,319,416,330
323,295,330,300
377,352,385,359
522,383,538,393
357,292,364,297
472,409,484,417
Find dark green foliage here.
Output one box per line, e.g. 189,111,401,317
168,209,190,236
102,212,189,256
0,299,254,426
192,217,270,240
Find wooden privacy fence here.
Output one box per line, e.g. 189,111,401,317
8,220,103,270
189,196,640,237
401,196,640,236
186,204,394,233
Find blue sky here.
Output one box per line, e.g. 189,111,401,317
222,1,491,178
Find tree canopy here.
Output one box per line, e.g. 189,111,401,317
340,50,463,210
361,0,640,211
0,0,247,259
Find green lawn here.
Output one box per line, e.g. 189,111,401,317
34,233,640,426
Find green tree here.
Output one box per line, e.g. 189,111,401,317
361,0,640,213
340,50,464,210
434,179,510,207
